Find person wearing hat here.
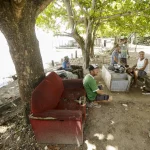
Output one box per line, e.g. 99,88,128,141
83,64,112,102
62,56,72,70
61,56,83,78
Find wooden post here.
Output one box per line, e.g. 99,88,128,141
51,60,54,67
75,50,77,58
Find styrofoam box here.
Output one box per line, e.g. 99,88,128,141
102,64,132,92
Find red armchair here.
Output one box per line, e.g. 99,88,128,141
29,72,86,145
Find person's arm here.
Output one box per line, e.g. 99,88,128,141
68,62,72,69
126,44,129,55
62,62,66,69
132,64,137,69
88,78,104,95
114,56,118,63
114,52,118,63
137,59,148,71
96,89,104,95
90,81,104,95
127,48,130,58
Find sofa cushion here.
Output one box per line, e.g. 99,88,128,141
31,72,64,113
62,79,84,89
61,88,85,100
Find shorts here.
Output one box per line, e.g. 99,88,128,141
95,85,109,101
120,58,127,65
96,94,109,101
138,70,147,77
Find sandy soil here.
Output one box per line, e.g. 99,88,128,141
0,49,150,150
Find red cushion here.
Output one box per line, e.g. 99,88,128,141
31,72,64,113
61,89,85,100
62,79,84,89
31,110,82,121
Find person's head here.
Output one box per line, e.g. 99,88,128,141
114,44,120,52
120,37,124,44
124,37,127,43
64,56,69,62
139,51,145,60
89,64,99,76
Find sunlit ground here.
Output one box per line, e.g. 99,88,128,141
85,132,118,150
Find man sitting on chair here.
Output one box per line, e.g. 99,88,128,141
132,51,149,87
83,64,112,103
62,56,72,71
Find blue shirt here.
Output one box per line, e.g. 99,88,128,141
111,50,119,65
62,61,71,69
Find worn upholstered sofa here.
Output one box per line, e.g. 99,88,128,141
29,72,86,145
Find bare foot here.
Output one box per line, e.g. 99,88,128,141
108,96,113,102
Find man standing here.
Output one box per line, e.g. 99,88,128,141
132,51,149,87
83,64,112,102
120,37,130,65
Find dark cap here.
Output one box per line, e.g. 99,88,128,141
89,64,99,71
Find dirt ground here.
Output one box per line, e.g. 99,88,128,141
0,49,150,150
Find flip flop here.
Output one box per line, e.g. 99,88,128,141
142,92,150,95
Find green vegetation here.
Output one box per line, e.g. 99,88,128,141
37,0,150,67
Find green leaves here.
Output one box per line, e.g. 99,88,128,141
36,0,150,38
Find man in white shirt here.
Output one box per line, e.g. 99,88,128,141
132,51,148,86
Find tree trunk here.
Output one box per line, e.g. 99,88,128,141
72,30,90,69
0,5,45,123
114,36,119,45
3,24,45,123
84,21,92,69
82,48,90,69
90,38,95,58
134,33,137,52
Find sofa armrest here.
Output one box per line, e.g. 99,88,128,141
29,110,82,121
62,79,84,89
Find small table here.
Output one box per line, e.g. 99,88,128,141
102,64,132,92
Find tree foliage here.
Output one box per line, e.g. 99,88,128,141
37,0,150,36
37,0,150,67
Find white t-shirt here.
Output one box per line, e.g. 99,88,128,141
137,58,148,73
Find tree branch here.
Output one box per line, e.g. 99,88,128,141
63,0,85,50
75,1,88,16
10,0,26,20
63,0,75,31
92,0,96,10
99,7,150,20
36,0,53,17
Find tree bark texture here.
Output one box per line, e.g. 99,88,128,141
0,0,52,122
90,39,95,58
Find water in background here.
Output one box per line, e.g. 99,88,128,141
0,28,82,87
1,28,150,87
